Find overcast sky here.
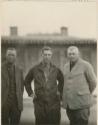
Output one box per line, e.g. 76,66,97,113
1,1,97,38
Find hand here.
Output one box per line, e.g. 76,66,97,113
30,93,34,98
33,93,37,99
30,93,37,99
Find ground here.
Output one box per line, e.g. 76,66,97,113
20,98,97,125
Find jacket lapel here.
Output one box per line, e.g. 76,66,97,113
38,62,46,84
49,63,55,75
15,65,19,90
65,59,81,76
69,59,81,76
38,62,55,83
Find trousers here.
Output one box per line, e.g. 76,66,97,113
34,100,61,125
2,102,21,125
66,107,90,125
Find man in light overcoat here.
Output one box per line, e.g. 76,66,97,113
62,46,97,125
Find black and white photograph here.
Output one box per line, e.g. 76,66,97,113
1,1,97,125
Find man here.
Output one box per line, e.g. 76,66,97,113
62,46,97,125
24,46,64,125
1,48,24,125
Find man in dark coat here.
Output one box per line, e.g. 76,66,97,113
24,46,64,125
62,46,97,125
1,48,24,125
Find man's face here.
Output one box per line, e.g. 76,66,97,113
6,50,16,64
42,49,52,63
67,48,79,62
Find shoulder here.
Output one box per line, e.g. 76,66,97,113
51,63,59,70
15,65,24,74
52,64,63,74
64,62,69,69
34,63,40,69
1,62,8,72
79,59,93,71
2,61,7,68
27,63,40,73
1,62,6,74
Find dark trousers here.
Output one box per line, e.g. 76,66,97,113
34,101,61,125
2,103,21,125
66,107,90,125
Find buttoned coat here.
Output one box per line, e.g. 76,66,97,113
62,58,97,109
25,62,64,107
1,62,24,111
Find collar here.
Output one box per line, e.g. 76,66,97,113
6,62,15,68
38,61,55,72
42,61,51,69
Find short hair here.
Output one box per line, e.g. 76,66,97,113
6,47,17,55
67,46,79,54
7,47,16,52
41,46,52,54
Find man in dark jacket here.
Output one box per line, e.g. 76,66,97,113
1,48,24,125
25,46,64,125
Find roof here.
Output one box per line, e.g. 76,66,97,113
1,35,97,45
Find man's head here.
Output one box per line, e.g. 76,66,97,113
41,46,53,64
67,46,80,62
6,48,17,64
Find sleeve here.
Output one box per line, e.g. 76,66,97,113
85,63,97,93
24,68,34,96
57,68,64,100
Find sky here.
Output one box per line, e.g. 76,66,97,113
1,1,97,38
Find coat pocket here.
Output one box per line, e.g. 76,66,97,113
77,91,90,96
76,92,92,107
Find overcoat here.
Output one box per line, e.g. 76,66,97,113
1,62,24,111
62,58,97,109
